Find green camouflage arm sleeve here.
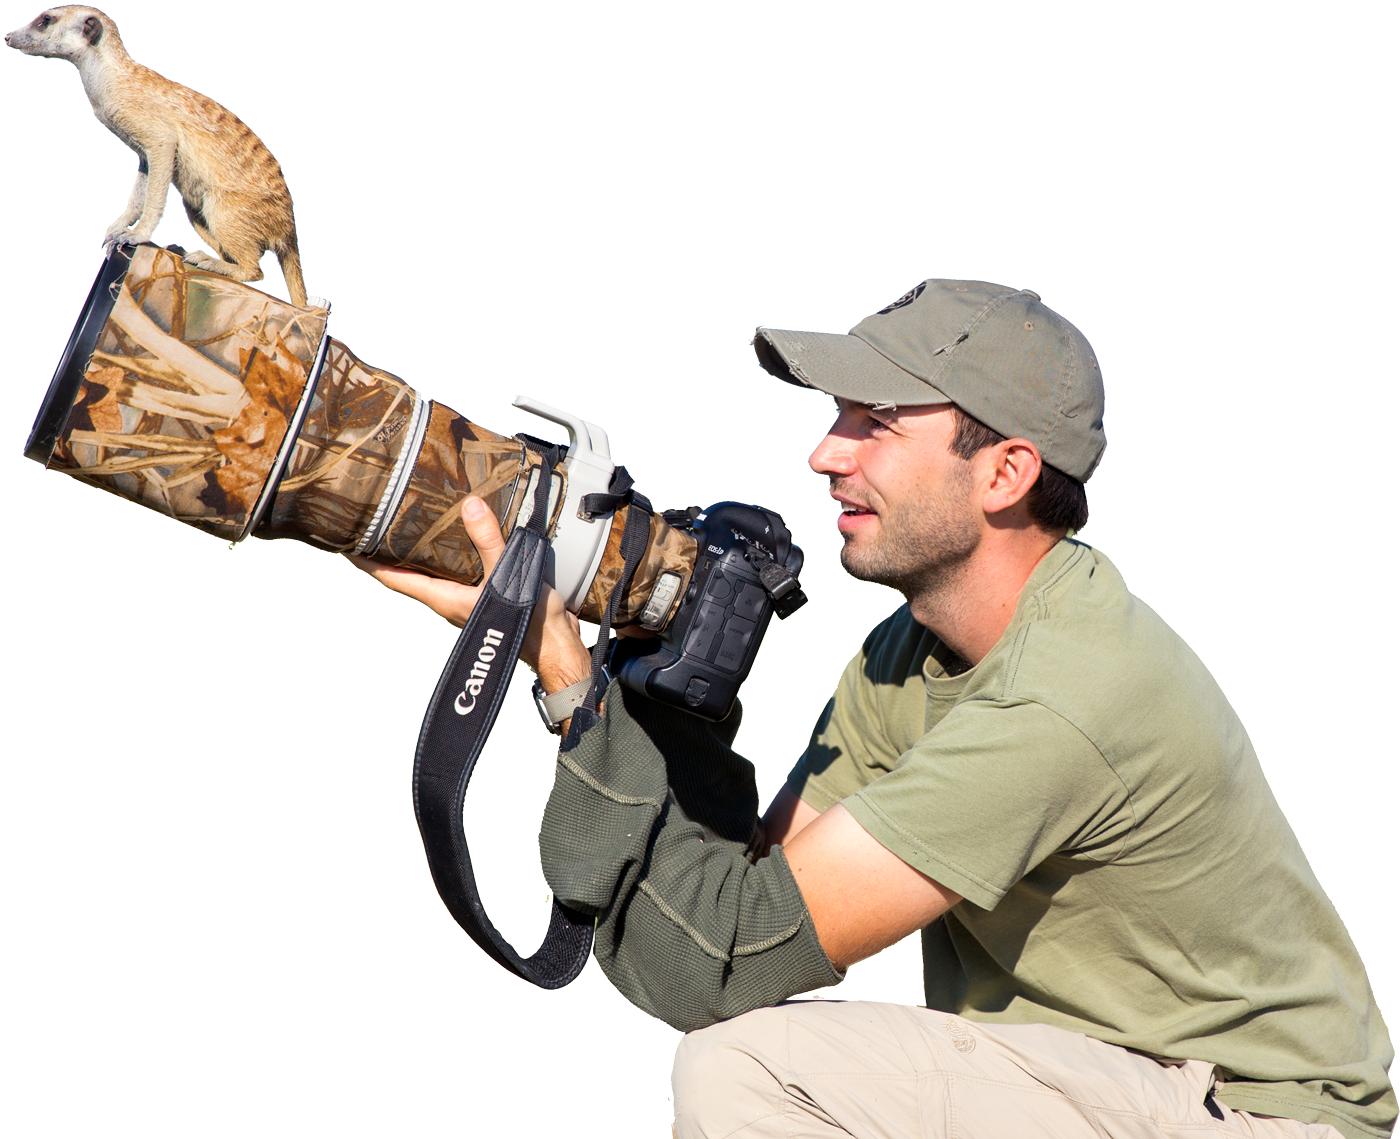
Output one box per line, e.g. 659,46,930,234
538,681,843,1032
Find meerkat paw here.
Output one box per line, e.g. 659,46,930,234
101,224,135,248
106,226,154,249
184,249,221,269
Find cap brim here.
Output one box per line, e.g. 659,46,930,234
754,327,952,406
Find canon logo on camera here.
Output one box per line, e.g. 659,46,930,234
453,628,506,715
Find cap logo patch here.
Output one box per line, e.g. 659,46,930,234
876,282,926,315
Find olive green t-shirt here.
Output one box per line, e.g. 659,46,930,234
788,540,1394,1139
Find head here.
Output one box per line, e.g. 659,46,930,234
809,398,1078,595
755,279,1102,597
5,6,116,60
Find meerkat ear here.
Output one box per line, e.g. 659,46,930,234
82,15,104,46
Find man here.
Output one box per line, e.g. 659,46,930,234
361,280,1394,1139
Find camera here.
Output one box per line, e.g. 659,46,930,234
613,503,805,719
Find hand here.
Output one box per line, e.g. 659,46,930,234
349,496,594,694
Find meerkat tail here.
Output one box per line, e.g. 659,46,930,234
278,238,308,308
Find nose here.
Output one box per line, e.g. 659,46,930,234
808,430,856,478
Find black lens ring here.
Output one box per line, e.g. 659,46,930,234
24,243,136,464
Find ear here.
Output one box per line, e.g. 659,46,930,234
979,438,1042,518
82,15,103,45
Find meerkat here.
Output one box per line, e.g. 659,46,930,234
6,5,308,306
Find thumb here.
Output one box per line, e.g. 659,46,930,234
461,496,507,574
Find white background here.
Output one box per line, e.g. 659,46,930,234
2,2,1396,1135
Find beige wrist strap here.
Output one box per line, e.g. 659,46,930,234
535,676,593,732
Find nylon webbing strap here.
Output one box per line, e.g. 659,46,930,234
412,442,595,989
579,465,636,519
564,496,654,746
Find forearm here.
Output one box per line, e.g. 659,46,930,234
538,682,842,1031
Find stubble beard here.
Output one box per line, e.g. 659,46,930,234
837,465,980,601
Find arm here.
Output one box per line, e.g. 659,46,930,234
537,680,839,1029
358,500,960,1022
351,496,594,699
763,788,962,970
537,679,961,1028
785,803,960,970
541,687,1117,1028
757,785,818,853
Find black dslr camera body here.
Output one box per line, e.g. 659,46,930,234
615,502,806,720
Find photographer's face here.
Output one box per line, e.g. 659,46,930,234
809,399,980,594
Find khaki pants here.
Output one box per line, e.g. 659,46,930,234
672,1001,1345,1139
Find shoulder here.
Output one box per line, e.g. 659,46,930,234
1005,544,1245,777
1011,544,1202,694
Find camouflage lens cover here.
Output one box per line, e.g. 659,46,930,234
32,244,696,632
42,243,328,540
259,338,427,552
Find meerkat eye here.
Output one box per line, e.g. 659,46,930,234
35,13,53,28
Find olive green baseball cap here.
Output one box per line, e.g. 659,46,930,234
754,279,1107,481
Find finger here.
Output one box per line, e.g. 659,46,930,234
461,496,507,575
347,555,481,626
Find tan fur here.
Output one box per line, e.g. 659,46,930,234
6,6,308,306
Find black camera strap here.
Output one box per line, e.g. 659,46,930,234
568,474,654,744
412,443,650,988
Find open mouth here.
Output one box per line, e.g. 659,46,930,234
835,498,876,533
835,495,875,517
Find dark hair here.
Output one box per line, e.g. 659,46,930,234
949,408,1089,535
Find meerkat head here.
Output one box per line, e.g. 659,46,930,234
5,6,121,62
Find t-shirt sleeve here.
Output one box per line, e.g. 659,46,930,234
843,697,1126,911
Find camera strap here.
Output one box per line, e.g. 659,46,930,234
412,442,651,988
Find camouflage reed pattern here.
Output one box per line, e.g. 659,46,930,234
46,243,327,540
258,338,413,549
374,400,541,585
364,400,694,627
582,505,696,627
36,243,695,630
256,339,540,578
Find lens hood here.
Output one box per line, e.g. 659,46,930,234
24,242,134,465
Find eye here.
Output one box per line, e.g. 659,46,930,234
35,13,53,28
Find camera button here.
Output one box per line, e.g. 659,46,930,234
715,615,756,672
684,600,727,660
705,574,734,602
734,584,767,622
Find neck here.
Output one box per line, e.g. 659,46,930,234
907,529,1061,666
75,39,130,97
